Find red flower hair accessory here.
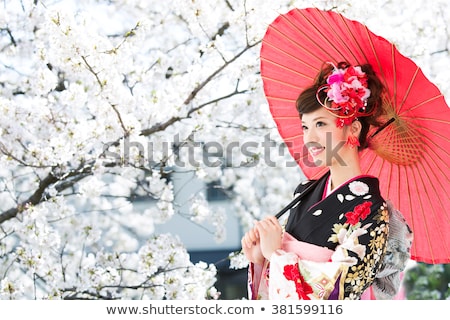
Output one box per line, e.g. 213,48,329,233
316,63,372,128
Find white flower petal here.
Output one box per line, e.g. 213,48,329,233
348,181,370,196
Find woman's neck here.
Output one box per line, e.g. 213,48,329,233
328,155,362,191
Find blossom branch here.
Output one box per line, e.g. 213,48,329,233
0,164,93,224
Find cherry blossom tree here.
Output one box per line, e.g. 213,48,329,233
0,0,448,299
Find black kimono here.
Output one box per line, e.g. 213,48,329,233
248,172,389,300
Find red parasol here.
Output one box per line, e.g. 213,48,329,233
260,7,450,264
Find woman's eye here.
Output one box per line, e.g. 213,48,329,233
301,125,308,131
316,121,325,127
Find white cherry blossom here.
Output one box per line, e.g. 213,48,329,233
0,0,448,299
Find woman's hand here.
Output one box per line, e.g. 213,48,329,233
241,226,264,265
254,216,283,260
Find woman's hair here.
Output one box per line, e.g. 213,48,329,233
296,61,385,149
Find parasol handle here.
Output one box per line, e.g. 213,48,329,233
370,117,396,138
274,177,322,219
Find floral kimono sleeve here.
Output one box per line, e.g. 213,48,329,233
266,201,389,300
268,250,340,299
247,232,335,300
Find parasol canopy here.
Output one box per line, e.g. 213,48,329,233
260,7,450,264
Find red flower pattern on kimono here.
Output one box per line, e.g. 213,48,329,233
283,263,313,299
345,201,372,225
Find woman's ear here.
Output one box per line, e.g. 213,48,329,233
351,120,362,137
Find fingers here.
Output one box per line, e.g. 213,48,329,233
256,217,283,260
241,226,259,249
263,215,280,225
241,216,282,248
254,216,282,235
241,216,283,263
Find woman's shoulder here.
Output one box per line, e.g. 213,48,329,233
293,179,316,194
330,175,385,210
340,175,383,198
293,171,330,195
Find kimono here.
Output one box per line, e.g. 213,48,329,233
248,171,392,300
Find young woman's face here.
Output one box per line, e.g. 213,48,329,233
301,107,349,167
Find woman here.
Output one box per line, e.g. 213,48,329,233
241,61,394,300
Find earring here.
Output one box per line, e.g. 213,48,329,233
346,135,360,148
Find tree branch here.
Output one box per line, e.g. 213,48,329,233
139,41,259,138
182,42,259,106
0,165,93,224
0,173,58,224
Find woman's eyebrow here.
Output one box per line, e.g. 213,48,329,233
302,116,327,124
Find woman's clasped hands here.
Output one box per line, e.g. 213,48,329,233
241,216,283,265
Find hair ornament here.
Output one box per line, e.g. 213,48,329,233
316,62,372,128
